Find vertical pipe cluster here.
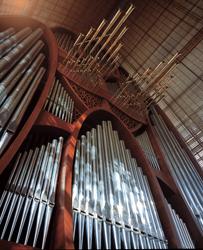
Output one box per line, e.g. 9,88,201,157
167,201,194,248
0,135,64,249
136,131,160,170
151,106,203,230
72,120,167,249
44,78,74,123
54,31,74,52
0,27,46,155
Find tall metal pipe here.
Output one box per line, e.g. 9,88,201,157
0,135,64,249
136,131,160,170
0,27,32,57
0,34,45,155
72,120,167,249
76,20,106,66
0,40,44,104
0,53,45,128
0,28,43,79
151,106,203,230
45,79,74,123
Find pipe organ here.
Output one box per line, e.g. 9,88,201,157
44,78,74,123
0,12,202,250
0,135,64,249
151,107,203,231
167,201,194,248
136,131,160,170
72,120,167,249
0,26,46,156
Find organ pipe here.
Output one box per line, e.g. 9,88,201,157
72,120,167,249
75,19,107,66
0,27,15,43
0,27,46,156
44,78,74,123
60,4,134,85
136,131,160,170
54,30,74,52
113,54,179,111
167,201,194,248
151,106,203,231
0,135,64,249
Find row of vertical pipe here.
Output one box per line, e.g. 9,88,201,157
44,77,74,123
150,106,203,232
136,131,160,170
72,120,167,249
54,31,74,52
0,135,64,249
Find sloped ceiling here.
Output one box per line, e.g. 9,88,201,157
0,0,119,33
0,0,202,166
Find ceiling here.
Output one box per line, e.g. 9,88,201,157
0,0,202,166
0,0,202,71
0,0,120,33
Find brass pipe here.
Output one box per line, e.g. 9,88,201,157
87,5,134,72
93,26,128,71
76,20,106,63
88,9,122,56
80,9,122,73
94,5,133,60
144,64,176,94
64,33,84,65
101,43,122,72
71,27,94,66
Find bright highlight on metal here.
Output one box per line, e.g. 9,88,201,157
0,26,46,156
0,135,64,249
72,120,167,249
151,106,203,232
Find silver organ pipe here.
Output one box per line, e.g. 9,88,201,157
72,120,167,249
44,78,74,123
0,27,46,155
54,31,74,52
150,106,203,230
136,131,160,170
0,27,32,58
167,201,194,248
0,27,15,43
0,135,64,249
